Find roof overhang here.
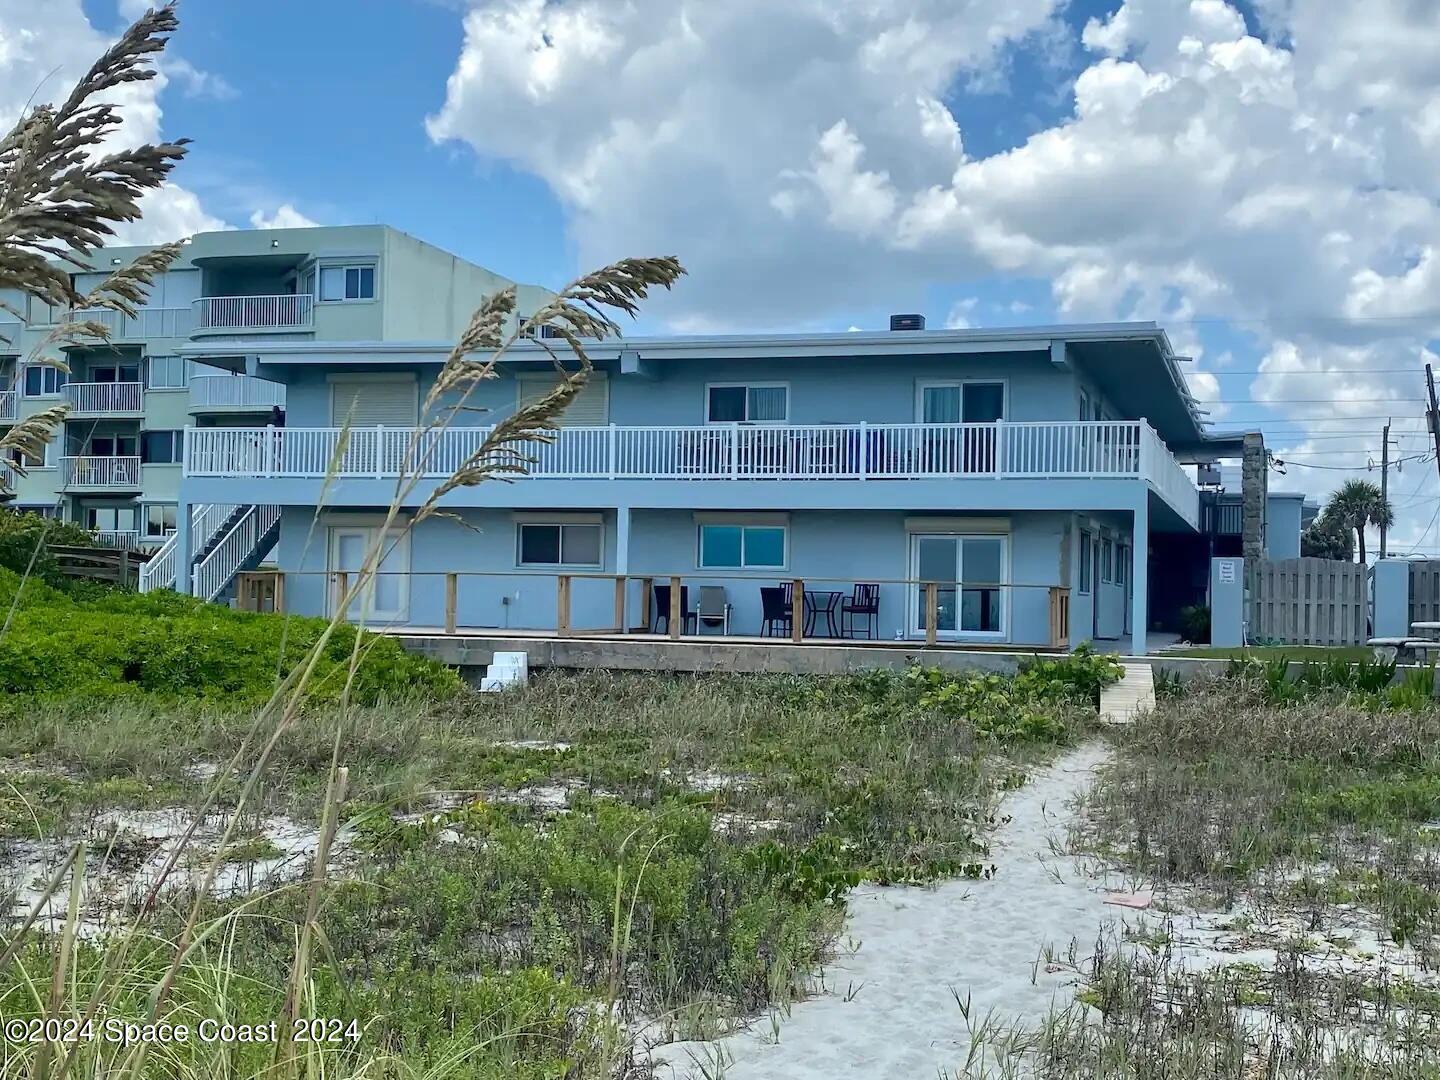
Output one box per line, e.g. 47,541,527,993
180,321,1225,445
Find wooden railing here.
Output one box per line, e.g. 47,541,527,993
271,570,1073,650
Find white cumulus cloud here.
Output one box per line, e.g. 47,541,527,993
0,0,225,243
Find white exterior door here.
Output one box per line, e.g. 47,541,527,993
328,525,410,623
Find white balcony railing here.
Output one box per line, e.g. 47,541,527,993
72,306,194,339
184,421,1200,519
63,381,144,416
61,456,141,488
92,530,141,550
189,374,286,412
0,389,14,421
193,295,314,332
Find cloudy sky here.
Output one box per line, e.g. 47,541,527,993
6,0,1440,552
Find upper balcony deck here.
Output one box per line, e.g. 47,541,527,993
184,419,1200,526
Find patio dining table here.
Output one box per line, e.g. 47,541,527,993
803,589,844,637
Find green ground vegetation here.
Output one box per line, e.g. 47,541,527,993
0,653,1118,1078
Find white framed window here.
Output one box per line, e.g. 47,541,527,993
916,380,1007,424
8,442,52,469
89,434,138,458
516,522,603,568
147,355,189,389
26,294,63,326
697,522,787,569
1101,537,1114,583
1078,530,1092,595
143,503,178,539
140,430,183,465
317,264,375,303
22,365,66,398
85,506,135,532
705,383,789,424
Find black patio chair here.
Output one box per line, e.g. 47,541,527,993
760,585,792,637
842,583,881,639
651,584,694,634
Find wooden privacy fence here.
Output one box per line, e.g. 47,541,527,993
1408,560,1440,627
1246,557,1367,646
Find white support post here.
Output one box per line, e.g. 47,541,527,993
858,421,868,480
607,423,617,480
616,506,631,576
1131,500,1148,656
174,498,192,596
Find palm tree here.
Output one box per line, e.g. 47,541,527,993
1322,478,1394,564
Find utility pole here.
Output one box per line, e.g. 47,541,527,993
1427,365,1440,484
1380,419,1391,558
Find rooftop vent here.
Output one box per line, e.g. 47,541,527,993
889,313,926,331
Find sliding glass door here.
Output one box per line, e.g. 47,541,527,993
910,533,1007,639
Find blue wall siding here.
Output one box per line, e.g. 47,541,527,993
1067,510,1136,644
268,351,1082,429
274,506,1085,645
1266,495,1304,560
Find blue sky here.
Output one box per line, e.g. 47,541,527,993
47,1,1440,546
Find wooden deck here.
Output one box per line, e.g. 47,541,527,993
380,627,1209,679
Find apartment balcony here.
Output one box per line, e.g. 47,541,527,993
0,388,14,422
62,455,141,490
185,420,1202,525
72,306,194,340
189,374,286,414
192,295,314,334
63,381,144,418
91,530,141,550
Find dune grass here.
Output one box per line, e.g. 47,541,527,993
0,661,1108,1077
998,676,1440,1078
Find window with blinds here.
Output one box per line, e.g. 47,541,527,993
329,377,418,427
515,370,609,426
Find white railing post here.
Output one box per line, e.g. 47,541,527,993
730,422,740,478
858,421,868,480
1137,419,1151,479
607,423,617,480
375,425,384,479
994,419,1006,478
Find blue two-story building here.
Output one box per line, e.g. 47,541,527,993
158,262,1250,654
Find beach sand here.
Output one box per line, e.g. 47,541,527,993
650,742,1118,1079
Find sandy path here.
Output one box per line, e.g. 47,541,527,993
650,742,1121,1079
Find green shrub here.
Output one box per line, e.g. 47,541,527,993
0,566,461,705
1178,603,1210,644
0,510,98,586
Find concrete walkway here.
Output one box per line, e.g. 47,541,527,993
1099,662,1156,724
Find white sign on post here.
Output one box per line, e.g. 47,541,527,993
1218,560,1237,584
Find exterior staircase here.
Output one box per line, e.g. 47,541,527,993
138,503,281,602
